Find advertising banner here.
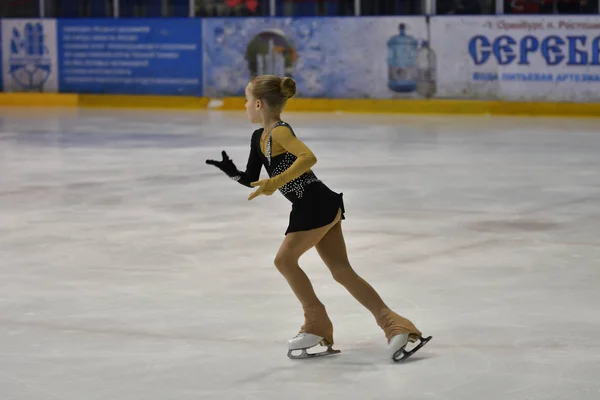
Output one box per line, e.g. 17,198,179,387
430,16,600,102
2,19,59,92
203,17,432,99
57,19,203,95
0,20,2,91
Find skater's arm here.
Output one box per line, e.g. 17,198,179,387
206,131,262,188
266,126,317,189
238,136,263,187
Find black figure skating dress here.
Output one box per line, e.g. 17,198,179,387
209,121,345,235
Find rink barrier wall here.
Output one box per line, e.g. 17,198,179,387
1,93,600,117
0,93,78,107
217,97,600,117
3,16,600,109
78,94,210,109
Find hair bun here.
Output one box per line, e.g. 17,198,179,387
280,77,297,99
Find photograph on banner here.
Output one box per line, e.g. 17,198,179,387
431,16,600,102
2,19,58,93
203,17,434,99
57,19,203,96
0,21,2,91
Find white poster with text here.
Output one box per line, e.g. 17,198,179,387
430,16,600,102
2,19,58,92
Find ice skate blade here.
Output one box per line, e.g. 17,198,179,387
287,343,341,360
392,335,432,363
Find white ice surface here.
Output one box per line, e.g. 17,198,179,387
1,108,599,400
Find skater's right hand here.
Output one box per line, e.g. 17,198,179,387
205,151,238,176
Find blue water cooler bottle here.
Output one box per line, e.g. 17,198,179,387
387,23,418,93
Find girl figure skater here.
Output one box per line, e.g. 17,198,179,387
206,75,431,361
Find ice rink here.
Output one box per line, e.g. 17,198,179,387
1,107,599,400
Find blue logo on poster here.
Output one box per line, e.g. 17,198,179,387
9,22,52,91
468,35,600,66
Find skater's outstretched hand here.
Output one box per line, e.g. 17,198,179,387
205,151,239,176
248,179,278,200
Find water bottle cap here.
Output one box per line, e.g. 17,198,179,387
399,23,405,31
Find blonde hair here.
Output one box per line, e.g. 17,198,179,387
250,75,296,110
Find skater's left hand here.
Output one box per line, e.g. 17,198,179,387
248,179,278,200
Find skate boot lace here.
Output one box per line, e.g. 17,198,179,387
300,305,319,333
377,314,396,338
377,309,420,343
298,304,333,344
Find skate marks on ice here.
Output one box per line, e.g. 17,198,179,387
468,219,562,234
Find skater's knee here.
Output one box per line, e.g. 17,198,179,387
274,252,298,274
330,265,355,284
273,253,287,271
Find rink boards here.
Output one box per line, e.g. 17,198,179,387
2,92,600,118
1,16,600,116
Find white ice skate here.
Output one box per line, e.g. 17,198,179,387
287,333,341,359
387,333,433,362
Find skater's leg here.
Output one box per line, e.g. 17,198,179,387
274,208,342,307
315,219,422,341
314,220,388,313
274,209,343,344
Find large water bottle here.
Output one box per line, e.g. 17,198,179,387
256,39,285,77
387,23,418,93
416,40,436,98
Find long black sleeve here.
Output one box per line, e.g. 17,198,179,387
231,131,262,187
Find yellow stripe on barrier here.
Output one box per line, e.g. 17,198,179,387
0,93,78,107
216,96,600,117
78,94,209,109
0,93,598,117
